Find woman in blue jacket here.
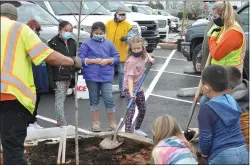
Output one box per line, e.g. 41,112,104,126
79,22,120,132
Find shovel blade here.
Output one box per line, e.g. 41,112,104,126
99,136,123,150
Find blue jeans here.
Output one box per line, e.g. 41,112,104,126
116,62,124,92
209,145,249,165
200,95,209,105
86,81,115,113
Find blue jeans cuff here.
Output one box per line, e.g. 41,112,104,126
106,107,115,113
89,105,99,112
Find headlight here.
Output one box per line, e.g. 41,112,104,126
74,25,91,33
158,20,167,28
154,20,159,29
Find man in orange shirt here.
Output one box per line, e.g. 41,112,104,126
0,3,82,164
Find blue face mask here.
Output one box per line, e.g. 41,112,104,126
132,51,142,57
62,31,72,40
92,34,105,42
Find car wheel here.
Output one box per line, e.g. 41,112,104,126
147,49,154,53
192,43,202,70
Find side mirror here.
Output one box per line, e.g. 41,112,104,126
233,5,237,10
57,19,64,23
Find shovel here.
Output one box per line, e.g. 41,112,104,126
99,63,152,150
184,54,211,141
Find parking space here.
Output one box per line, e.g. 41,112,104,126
36,48,201,137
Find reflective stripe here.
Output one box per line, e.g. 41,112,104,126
4,22,22,72
1,83,6,92
1,74,36,102
29,42,48,59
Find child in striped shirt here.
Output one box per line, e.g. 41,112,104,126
151,115,197,164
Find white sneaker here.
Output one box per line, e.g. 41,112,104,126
29,122,43,129
134,129,147,137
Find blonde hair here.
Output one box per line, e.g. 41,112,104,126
127,36,147,60
212,0,235,30
152,115,196,155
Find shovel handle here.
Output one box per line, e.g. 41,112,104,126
185,54,212,132
127,63,152,109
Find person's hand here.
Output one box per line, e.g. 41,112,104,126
120,36,127,42
94,58,103,65
149,57,155,64
207,24,221,38
72,56,82,69
100,59,110,66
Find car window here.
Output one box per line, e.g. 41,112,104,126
49,1,110,15
137,7,150,15
238,5,249,32
103,2,132,13
239,6,249,25
35,1,47,10
17,3,59,25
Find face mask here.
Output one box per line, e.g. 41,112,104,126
213,17,224,27
132,51,142,57
92,34,105,42
61,31,72,40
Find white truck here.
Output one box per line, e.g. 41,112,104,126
36,1,141,41
123,3,170,41
101,1,161,53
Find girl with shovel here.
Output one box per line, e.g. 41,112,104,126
123,36,154,136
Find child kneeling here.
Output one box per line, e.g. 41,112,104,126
199,65,249,164
151,115,198,164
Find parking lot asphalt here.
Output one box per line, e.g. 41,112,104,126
36,48,201,138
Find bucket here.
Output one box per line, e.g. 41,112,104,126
75,75,89,99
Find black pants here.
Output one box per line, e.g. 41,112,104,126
27,93,41,125
0,100,31,165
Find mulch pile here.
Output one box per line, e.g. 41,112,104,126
25,137,152,165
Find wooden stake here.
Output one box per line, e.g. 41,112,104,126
74,0,83,165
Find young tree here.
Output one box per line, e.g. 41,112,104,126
186,0,203,20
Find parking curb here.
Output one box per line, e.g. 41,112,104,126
158,42,177,50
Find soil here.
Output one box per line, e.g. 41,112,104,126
25,137,153,165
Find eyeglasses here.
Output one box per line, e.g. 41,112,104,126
118,13,126,16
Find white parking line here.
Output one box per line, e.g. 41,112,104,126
149,69,201,78
37,115,93,134
121,50,177,132
150,93,200,105
171,58,188,61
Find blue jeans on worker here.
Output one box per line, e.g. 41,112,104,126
86,81,115,113
116,62,124,92
209,145,249,165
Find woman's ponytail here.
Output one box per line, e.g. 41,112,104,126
223,0,235,29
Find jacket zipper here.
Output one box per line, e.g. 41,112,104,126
65,42,73,79
113,23,119,43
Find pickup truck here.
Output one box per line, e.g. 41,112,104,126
102,1,160,53
181,2,249,79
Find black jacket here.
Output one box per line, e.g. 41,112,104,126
47,35,76,89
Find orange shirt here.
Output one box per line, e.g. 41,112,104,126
208,29,243,61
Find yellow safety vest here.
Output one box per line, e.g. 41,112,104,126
0,17,53,114
211,22,246,72
106,20,132,62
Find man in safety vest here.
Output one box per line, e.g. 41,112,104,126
0,3,82,164
106,7,134,98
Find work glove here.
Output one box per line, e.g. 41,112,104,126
120,36,127,42
207,24,221,38
71,56,82,69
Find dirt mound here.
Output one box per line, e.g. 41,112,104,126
25,137,152,165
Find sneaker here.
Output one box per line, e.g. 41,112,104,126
134,129,147,137
92,122,101,132
109,122,117,131
29,122,43,129
120,91,125,98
